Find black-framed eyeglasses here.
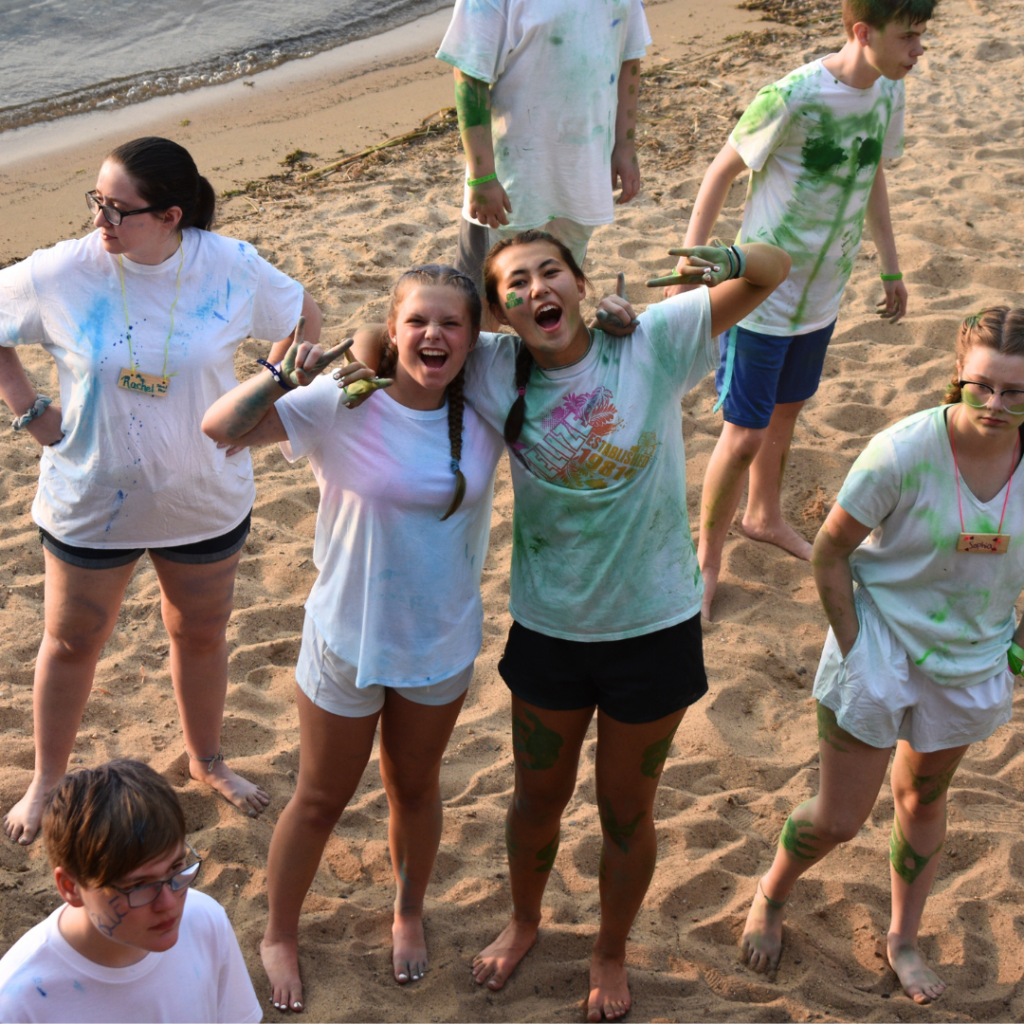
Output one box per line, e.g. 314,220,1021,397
86,190,161,227
110,843,203,908
959,379,1024,415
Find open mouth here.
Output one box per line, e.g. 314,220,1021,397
419,348,448,370
535,303,563,332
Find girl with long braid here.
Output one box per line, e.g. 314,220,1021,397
203,265,504,1012
741,308,1024,1005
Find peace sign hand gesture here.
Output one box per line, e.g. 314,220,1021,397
279,317,353,388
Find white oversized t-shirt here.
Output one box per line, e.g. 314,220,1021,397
464,289,715,640
437,0,651,230
0,891,261,1023
729,59,905,336
0,228,303,546
276,376,504,687
838,406,1024,688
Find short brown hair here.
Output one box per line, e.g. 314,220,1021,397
43,759,185,888
944,307,1024,406
842,0,936,34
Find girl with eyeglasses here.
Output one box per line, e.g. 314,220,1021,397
0,136,322,845
741,307,1024,1005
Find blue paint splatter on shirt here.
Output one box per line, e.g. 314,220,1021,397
104,490,125,532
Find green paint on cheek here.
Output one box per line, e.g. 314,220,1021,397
505,291,523,309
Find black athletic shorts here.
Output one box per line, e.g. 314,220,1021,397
40,512,251,570
498,614,708,724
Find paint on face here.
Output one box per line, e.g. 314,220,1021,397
505,291,524,310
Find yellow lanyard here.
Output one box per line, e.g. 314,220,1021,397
117,234,184,378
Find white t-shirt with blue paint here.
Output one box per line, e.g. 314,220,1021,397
464,288,715,641
839,405,1024,688
276,376,504,688
0,228,304,546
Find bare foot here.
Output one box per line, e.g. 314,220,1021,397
739,515,812,561
393,912,428,984
888,938,946,1004
4,775,57,846
588,953,630,1021
260,934,304,1013
472,919,538,990
700,561,719,621
190,757,270,817
740,878,786,973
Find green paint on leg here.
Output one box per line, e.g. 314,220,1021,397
906,751,964,806
640,727,678,779
890,814,942,885
505,291,524,310
535,832,560,873
505,820,519,861
779,816,819,861
816,703,855,754
512,710,564,771
599,797,645,854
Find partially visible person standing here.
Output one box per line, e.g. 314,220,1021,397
438,0,651,299
0,136,320,845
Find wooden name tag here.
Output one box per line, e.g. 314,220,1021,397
957,532,1010,554
118,368,170,396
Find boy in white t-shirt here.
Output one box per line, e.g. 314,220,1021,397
0,760,261,1024
664,0,934,618
437,0,651,295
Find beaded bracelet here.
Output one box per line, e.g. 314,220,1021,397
467,172,498,187
11,394,52,432
256,359,294,390
879,272,903,282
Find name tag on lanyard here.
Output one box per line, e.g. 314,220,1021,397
956,532,1010,554
118,368,170,396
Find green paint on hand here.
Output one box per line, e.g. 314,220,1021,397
640,727,678,778
890,813,942,885
779,816,819,861
505,291,524,309
535,832,560,873
599,798,645,854
512,710,564,771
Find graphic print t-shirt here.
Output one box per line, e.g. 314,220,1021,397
729,59,905,336
465,289,715,641
838,406,1024,688
437,0,651,230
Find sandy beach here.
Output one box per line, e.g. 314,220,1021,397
2,0,1024,1020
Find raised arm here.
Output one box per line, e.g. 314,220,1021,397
611,59,641,204
0,346,64,447
865,166,907,324
453,68,512,229
267,290,323,365
812,504,872,657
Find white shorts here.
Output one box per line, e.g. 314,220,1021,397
813,588,1014,753
295,615,474,718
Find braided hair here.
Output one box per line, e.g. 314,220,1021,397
481,229,588,446
384,264,481,520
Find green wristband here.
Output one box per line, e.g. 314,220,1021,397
879,272,903,282
1008,642,1024,676
467,172,497,187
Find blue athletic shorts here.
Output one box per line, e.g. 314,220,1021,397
715,320,836,429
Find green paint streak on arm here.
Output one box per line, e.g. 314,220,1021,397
599,798,645,854
640,726,679,779
454,74,491,130
890,813,943,885
535,832,560,873
779,816,820,861
905,751,964,806
512,710,564,771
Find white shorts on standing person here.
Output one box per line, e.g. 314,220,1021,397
0,136,321,846
438,0,651,294
203,264,503,1014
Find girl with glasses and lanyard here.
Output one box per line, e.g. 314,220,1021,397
0,136,322,845
741,307,1024,1006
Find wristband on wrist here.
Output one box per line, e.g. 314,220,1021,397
11,394,52,432
256,359,294,390
879,272,903,282
720,246,735,279
729,244,747,280
1008,642,1024,676
467,172,497,187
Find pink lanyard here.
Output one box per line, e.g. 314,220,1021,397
949,410,1019,535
